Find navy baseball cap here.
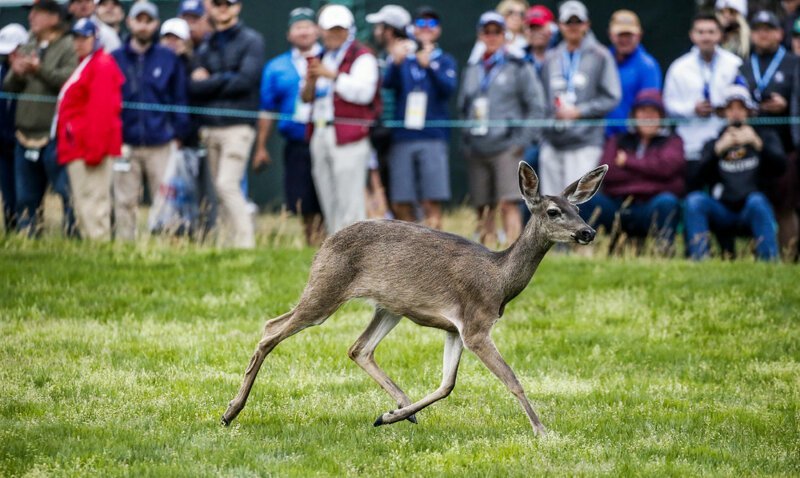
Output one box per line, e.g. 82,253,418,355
750,10,781,29
178,0,204,17
71,18,98,37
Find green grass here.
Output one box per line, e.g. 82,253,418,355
0,235,798,477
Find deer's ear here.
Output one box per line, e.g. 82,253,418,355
561,164,608,205
518,161,540,206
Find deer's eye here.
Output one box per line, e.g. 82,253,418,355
547,209,561,218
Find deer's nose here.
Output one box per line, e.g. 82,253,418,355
576,228,595,244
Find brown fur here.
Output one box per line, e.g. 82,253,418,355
221,163,608,435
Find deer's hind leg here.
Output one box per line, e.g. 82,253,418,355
348,308,417,423
221,296,345,426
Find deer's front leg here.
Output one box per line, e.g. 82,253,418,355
374,331,463,426
463,334,546,436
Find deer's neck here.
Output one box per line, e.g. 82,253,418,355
497,218,553,306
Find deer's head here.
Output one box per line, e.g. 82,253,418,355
518,162,608,245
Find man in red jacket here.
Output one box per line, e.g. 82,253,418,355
580,89,686,254
56,19,123,240
301,4,380,235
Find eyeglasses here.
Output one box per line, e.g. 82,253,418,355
506,10,525,17
414,18,439,29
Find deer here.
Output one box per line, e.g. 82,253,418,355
221,162,608,435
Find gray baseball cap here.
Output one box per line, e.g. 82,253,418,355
129,1,159,20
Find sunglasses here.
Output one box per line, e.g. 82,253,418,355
414,18,440,29
482,28,504,36
211,0,236,7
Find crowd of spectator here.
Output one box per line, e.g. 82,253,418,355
0,0,798,262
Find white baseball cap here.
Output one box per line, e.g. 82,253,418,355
161,18,190,41
715,0,747,17
0,23,27,55
318,4,354,30
365,5,411,30
722,84,756,110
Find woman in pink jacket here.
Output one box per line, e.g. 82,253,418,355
56,18,123,240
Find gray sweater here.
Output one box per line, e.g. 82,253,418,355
458,52,545,156
541,33,621,150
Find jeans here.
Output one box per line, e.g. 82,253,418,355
684,191,778,261
14,140,75,237
0,141,15,232
580,191,681,245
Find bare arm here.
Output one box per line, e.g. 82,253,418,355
301,75,316,104
252,116,275,171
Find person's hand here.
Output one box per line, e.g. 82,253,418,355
736,125,763,150
10,53,29,75
191,67,210,81
760,92,787,114
308,60,336,80
252,146,271,172
26,55,40,74
695,100,713,117
555,104,581,120
615,150,627,167
714,129,738,155
390,39,412,65
416,43,434,69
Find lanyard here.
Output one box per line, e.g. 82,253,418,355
751,46,786,98
562,49,581,93
698,53,716,101
479,50,505,93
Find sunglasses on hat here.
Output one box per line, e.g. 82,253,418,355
414,18,439,29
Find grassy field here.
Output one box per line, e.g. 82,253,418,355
1,223,799,476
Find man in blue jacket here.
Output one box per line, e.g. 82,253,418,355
252,7,323,245
112,1,188,241
189,0,264,249
383,6,457,230
604,9,662,137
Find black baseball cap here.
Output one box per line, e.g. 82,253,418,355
415,6,440,21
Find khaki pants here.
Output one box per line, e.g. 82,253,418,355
538,142,603,196
113,143,171,241
310,127,369,234
67,159,112,241
201,125,255,249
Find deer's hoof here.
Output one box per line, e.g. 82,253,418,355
406,414,417,424
373,415,385,427
221,415,231,427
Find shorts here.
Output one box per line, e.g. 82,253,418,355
388,139,451,203
284,140,322,215
466,146,522,207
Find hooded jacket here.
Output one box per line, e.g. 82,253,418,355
540,32,621,150
458,49,545,156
